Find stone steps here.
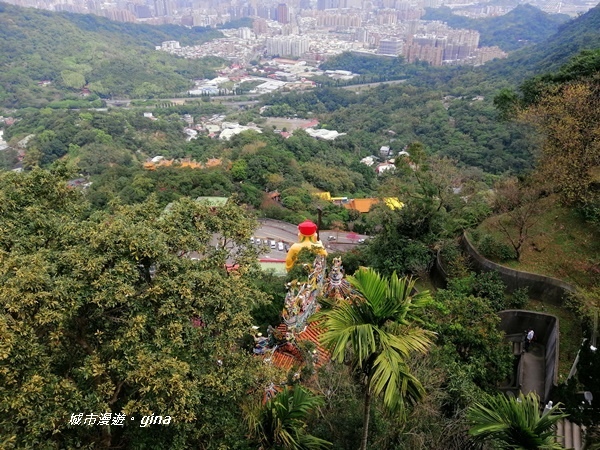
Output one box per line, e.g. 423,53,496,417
556,418,583,449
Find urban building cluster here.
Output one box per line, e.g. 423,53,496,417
6,0,593,22
157,16,507,67
7,0,595,67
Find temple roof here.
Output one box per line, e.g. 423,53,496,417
195,196,229,207
266,322,330,371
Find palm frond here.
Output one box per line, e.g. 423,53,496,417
318,267,434,425
244,386,332,450
318,302,377,365
296,433,335,450
370,346,426,412
468,392,568,450
382,325,436,356
347,268,387,311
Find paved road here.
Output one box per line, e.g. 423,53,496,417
255,219,368,259
108,79,407,109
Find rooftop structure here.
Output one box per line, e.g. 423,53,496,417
343,197,404,213
304,128,346,140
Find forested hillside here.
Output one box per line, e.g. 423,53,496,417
262,85,536,173
482,2,600,83
423,4,570,51
0,2,224,107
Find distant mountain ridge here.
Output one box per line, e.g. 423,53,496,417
483,2,600,83
423,4,571,51
513,2,600,73
0,2,224,107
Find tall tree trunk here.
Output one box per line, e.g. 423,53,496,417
360,383,372,450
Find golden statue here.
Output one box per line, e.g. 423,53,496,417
285,220,327,272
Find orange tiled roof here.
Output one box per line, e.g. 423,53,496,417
344,197,403,213
344,198,378,213
267,322,330,370
144,158,215,170
180,160,204,169
204,158,223,168
269,350,296,371
298,321,330,368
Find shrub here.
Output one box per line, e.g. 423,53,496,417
439,239,471,279
579,196,600,227
261,204,306,225
477,233,516,261
508,287,529,309
472,271,507,311
447,273,476,296
469,229,481,243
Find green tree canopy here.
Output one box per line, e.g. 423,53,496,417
0,167,270,449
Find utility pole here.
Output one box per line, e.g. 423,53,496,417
317,207,323,241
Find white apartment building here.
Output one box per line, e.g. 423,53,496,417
266,36,311,57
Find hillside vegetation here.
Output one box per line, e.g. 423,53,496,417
482,3,600,83
0,2,224,107
423,4,570,51
476,195,600,289
1,2,600,448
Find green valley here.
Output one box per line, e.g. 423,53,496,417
1,2,599,449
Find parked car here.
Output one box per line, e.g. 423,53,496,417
270,240,276,249
327,236,336,241
278,242,284,251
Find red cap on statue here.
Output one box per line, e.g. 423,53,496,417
298,220,318,236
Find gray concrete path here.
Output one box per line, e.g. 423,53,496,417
519,342,545,397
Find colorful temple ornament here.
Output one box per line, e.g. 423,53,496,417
281,220,327,333
251,221,356,404
282,255,326,333
324,256,352,302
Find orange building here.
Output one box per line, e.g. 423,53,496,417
344,197,404,213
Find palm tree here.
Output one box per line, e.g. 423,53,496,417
244,385,332,450
467,392,568,449
316,268,434,450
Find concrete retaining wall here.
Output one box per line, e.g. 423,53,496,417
461,232,576,306
430,250,448,289
434,236,569,401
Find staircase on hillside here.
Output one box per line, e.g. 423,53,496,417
556,418,584,450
